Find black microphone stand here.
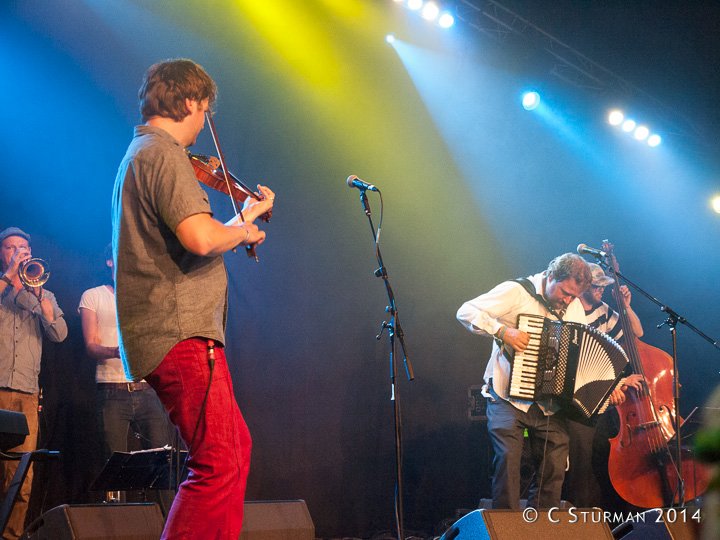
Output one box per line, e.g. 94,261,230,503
598,258,720,506
356,187,414,540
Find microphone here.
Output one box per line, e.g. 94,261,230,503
346,175,379,192
577,243,608,258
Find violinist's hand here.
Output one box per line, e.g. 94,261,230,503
501,327,530,353
238,222,266,247
242,185,275,222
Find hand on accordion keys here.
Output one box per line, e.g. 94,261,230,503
607,374,645,406
497,325,530,352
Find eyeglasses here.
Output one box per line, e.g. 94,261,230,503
591,285,606,290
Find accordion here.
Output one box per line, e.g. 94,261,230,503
508,314,629,418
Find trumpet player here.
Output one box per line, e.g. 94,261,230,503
0,226,67,540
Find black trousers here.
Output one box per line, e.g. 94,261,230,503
563,413,626,511
486,395,569,509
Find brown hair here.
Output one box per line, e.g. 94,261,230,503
547,253,592,290
139,59,217,122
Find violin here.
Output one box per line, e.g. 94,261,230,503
188,153,272,223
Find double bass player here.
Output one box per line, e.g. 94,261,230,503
563,262,644,509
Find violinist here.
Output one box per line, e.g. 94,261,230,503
111,58,274,539
563,263,644,509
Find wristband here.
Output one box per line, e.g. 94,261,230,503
496,325,507,341
0,274,12,287
241,228,251,245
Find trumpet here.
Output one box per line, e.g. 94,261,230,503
18,258,50,288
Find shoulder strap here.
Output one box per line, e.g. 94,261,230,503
512,277,563,320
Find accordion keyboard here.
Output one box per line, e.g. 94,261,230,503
508,314,547,400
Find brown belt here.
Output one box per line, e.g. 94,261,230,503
98,382,151,392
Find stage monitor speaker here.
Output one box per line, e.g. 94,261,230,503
612,508,699,540
240,500,314,540
23,503,164,540
440,508,614,540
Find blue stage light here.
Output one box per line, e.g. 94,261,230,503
633,125,649,141
621,119,636,132
522,91,540,111
608,109,624,126
647,134,662,147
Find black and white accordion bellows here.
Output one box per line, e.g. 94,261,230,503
508,314,629,418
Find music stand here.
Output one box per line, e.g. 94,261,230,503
670,406,720,448
90,447,188,492
0,450,59,533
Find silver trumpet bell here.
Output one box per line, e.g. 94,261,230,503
18,258,50,288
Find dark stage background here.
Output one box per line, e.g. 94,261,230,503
2,1,720,537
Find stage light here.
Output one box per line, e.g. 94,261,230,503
608,110,624,126
386,34,396,44
647,134,662,147
607,107,661,146
393,0,453,30
712,195,720,214
421,2,439,20
438,12,455,28
522,91,540,111
621,119,636,132
633,125,649,141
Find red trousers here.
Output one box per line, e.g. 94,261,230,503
146,338,252,539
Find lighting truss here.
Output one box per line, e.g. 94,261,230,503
453,0,705,145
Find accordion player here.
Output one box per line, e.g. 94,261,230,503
508,313,629,419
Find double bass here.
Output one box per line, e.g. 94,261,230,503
604,241,710,507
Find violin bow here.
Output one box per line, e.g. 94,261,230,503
205,112,242,219
205,112,258,261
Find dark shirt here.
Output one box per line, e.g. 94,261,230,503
111,125,228,380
